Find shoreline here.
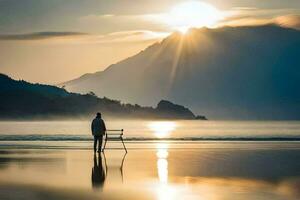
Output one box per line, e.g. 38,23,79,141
0,146,300,200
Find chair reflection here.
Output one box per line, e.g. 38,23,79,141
91,152,127,189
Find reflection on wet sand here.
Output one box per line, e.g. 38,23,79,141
151,122,178,200
91,152,127,189
156,143,169,184
91,153,106,189
0,145,300,200
156,143,178,200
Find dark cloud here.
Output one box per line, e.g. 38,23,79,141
0,31,87,40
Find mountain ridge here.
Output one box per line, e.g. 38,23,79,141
0,73,203,120
62,25,300,120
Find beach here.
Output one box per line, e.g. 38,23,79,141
0,142,300,200
0,120,300,200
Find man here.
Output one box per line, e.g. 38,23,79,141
91,112,106,153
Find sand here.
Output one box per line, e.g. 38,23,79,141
0,142,300,200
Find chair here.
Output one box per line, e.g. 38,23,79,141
103,129,127,152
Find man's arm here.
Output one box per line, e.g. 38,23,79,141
91,119,94,133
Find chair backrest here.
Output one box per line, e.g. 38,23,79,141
106,129,124,136
103,129,127,152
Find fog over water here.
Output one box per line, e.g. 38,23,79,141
0,120,299,139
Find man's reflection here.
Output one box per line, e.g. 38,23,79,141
91,153,106,189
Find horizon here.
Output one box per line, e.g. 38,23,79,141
0,0,299,84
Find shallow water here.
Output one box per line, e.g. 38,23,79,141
0,143,299,200
0,120,299,199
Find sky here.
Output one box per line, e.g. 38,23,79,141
0,0,299,84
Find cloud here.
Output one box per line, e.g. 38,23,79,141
98,30,169,43
0,30,168,44
275,15,300,30
2,9,298,43
218,8,300,29
79,14,148,27
81,7,300,33
78,13,170,32
0,31,87,40
68,30,169,45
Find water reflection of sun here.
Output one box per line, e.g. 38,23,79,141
148,122,176,138
156,144,169,183
156,143,175,200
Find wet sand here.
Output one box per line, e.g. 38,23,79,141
0,142,300,200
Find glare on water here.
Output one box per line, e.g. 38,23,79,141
148,122,176,138
156,143,176,200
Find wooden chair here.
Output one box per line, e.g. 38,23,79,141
103,129,127,152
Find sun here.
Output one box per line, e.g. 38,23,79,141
167,1,222,33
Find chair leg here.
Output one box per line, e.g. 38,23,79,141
103,135,108,152
121,137,127,153
120,152,127,183
102,152,108,176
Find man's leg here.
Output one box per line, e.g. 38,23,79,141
98,136,103,152
94,136,98,153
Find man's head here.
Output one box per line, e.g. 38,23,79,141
96,112,101,118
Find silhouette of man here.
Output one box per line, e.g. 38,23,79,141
91,153,106,189
91,112,106,153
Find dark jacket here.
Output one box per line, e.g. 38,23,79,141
91,117,106,136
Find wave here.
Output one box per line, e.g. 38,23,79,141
0,135,300,141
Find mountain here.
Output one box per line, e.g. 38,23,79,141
62,25,300,120
0,74,201,120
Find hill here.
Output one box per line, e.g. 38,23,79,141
0,74,201,120
62,25,300,120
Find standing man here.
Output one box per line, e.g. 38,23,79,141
91,112,106,153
